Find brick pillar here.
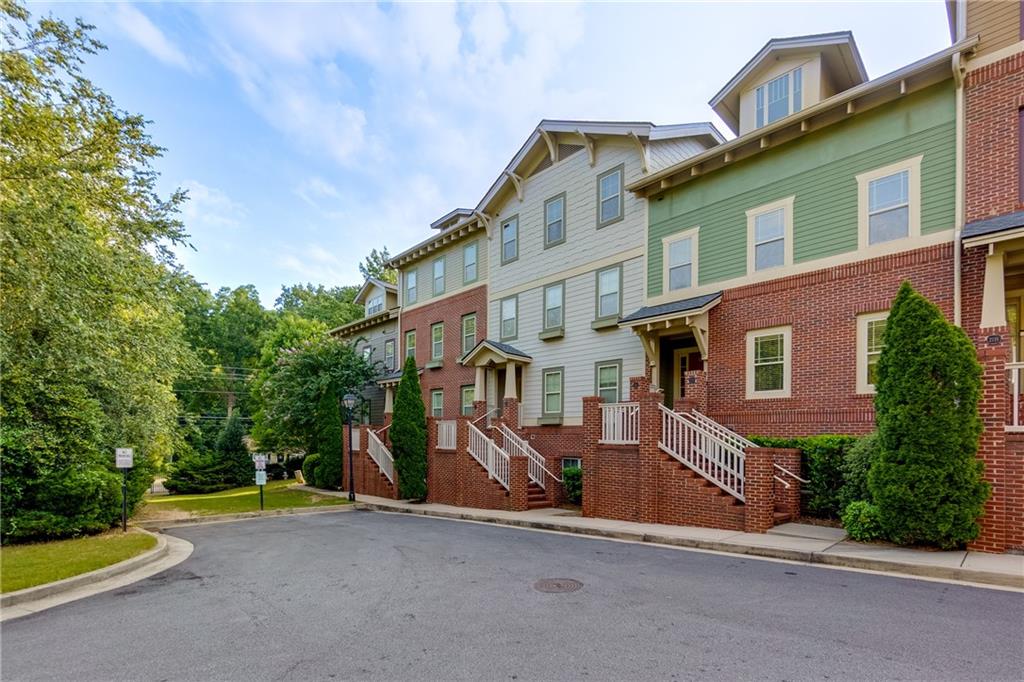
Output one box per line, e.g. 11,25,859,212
683,370,708,413
473,400,488,422
502,397,520,430
424,416,436,503
357,425,369,495
743,447,775,533
629,376,660,524
456,417,470,507
341,422,352,491
970,329,1010,552
508,456,530,511
581,396,603,517
772,448,802,519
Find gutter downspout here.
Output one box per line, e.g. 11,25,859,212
952,51,965,326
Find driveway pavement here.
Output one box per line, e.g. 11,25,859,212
2,511,1021,681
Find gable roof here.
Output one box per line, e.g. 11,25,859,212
962,210,1024,247
387,119,725,269
709,32,868,134
353,277,397,306
460,339,532,366
619,292,722,326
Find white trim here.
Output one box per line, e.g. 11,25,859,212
965,39,1024,72
856,155,922,250
856,311,889,395
644,229,954,308
489,248,643,300
745,196,795,275
745,325,792,400
400,281,485,314
662,227,700,293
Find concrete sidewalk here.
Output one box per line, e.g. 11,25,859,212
295,486,1024,589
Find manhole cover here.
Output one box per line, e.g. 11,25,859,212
533,578,583,593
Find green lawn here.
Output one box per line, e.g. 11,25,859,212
140,480,348,519
0,531,158,593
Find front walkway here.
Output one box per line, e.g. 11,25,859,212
296,485,1024,588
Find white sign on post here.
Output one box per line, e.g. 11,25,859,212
252,454,267,471
255,470,267,486
115,448,134,469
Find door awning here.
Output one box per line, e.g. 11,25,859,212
619,292,721,327
460,339,532,367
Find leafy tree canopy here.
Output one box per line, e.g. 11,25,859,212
359,247,397,285
275,283,362,328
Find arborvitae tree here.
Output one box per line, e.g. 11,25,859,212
215,413,252,486
868,282,988,549
391,356,427,499
314,389,343,490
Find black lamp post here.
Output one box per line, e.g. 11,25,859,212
343,393,357,501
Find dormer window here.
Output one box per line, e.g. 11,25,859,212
366,295,384,315
755,67,802,128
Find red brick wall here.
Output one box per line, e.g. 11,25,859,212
425,417,518,511
706,243,956,438
342,425,399,499
964,51,1024,222
401,285,487,418
1003,433,1024,552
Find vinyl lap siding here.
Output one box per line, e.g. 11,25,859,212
401,235,488,308
352,320,398,424
967,0,1021,57
647,82,956,297
648,138,710,172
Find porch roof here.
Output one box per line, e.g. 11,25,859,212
460,339,532,366
963,210,1024,247
619,292,722,327
376,368,422,387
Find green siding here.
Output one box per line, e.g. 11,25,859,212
647,82,956,297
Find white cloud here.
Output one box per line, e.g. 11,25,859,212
180,180,246,229
107,4,192,71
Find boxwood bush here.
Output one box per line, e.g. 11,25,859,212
301,454,321,486
562,466,582,505
749,434,859,519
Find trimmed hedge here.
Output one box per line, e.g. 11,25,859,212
839,432,879,511
302,454,321,486
842,501,886,542
749,434,859,519
562,467,582,505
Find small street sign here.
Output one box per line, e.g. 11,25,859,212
252,454,267,471
255,470,267,486
115,448,134,469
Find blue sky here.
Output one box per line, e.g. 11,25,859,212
43,1,953,307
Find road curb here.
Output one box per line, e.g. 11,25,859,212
139,503,366,530
1,529,168,609
361,503,1024,589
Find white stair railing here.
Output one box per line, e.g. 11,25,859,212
659,404,745,502
367,429,395,484
467,422,510,490
689,410,755,450
600,402,640,444
497,424,560,489
437,420,457,450
1008,362,1024,432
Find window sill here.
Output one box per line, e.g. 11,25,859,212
591,317,618,331
425,360,444,369
537,416,563,426
538,328,564,341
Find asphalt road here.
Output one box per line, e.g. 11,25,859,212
2,511,1022,681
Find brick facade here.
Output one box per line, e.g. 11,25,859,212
401,285,487,418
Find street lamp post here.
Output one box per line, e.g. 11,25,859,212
343,393,358,502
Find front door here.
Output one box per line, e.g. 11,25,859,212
672,348,703,402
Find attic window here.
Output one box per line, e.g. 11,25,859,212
366,295,384,315
756,67,802,128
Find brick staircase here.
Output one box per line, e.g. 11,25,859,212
659,451,746,530
527,481,552,509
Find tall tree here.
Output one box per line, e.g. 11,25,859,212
390,356,427,500
869,282,988,549
1,1,190,540
313,388,344,490
359,247,397,284
275,283,361,327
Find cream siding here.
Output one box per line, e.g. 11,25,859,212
737,54,823,136
648,138,711,172
967,0,1021,57
399,235,488,309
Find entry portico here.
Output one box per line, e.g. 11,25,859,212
460,339,532,417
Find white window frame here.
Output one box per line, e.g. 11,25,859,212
597,165,624,228
662,227,699,292
431,322,444,360
745,325,792,399
544,193,566,247
561,457,582,471
595,361,621,404
405,330,416,360
463,242,478,283
501,216,519,264
755,66,803,128
383,339,395,370
856,155,922,251
362,346,372,361
500,295,518,341
461,313,476,355
431,389,443,418
542,368,564,417
460,385,475,416
856,311,889,394
405,270,417,304
596,265,622,320
543,281,565,331
366,295,384,315
433,257,445,296
745,196,795,275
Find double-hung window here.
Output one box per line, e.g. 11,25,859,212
362,346,372,361
755,67,802,128
500,296,518,340
383,339,395,370
366,295,384,315
598,166,624,227
405,330,416,360
857,312,888,394
543,282,564,331
461,313,476,355
431,322,444,360
595,361,621,403
430,390,443,418
542,368,564,417
460,386,475,416
463,242,478,283
746,326,791,399
545,194,565,247
746,197,793,274
665,230,697,291
857,157,921,249
405,271,417,304
596,266,621,320
433,257,445,296
501,216,519,264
